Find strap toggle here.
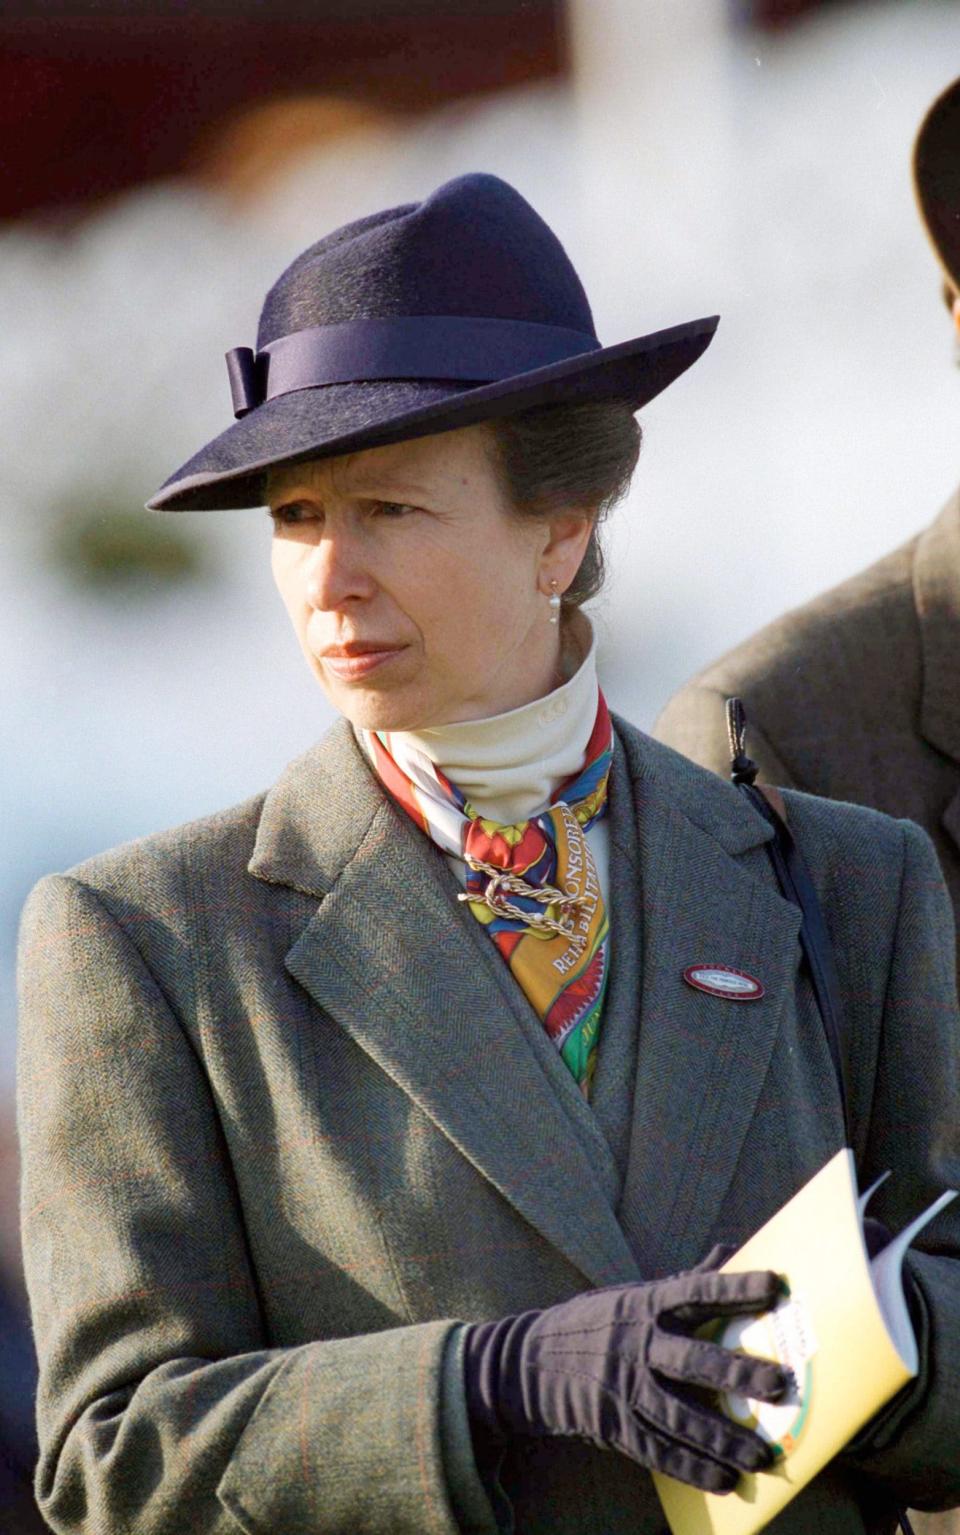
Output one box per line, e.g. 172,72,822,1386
725,696,760,786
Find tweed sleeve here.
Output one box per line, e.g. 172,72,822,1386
652,682,798,787
839,820,960,1507
16,872,496,1535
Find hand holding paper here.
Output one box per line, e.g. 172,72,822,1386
462,1264,789,1492
653,1149,957,1535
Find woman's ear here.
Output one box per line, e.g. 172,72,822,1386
538,510,595,594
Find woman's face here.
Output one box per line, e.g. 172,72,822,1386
268,423,592,731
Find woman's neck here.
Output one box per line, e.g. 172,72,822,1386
385,611,600,823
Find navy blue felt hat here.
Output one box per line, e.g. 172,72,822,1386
148,173,719,512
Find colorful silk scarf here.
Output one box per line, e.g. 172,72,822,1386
361,694,612,1095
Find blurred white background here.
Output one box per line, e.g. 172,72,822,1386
5,0,960,1097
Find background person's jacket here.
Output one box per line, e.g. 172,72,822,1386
654,490,960,984
16,716,960,1534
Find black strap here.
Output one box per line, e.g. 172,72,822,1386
725,699,916,1535
724,699,852,1147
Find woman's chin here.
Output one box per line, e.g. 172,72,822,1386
312,663,503,734
322,683,433,735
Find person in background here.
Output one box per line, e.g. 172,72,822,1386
16,173,960,1535
654,78,960,1535
654,77,960,982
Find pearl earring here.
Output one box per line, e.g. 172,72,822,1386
548,579,561,624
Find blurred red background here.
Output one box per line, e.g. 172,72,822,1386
0,1,567,221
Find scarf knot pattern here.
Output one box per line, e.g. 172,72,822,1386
362,693,613,1095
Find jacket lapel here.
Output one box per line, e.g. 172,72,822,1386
248,721,638,1289
588,740,646,1183
612,722,803,1276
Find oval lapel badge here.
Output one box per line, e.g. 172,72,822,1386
683,964,765,1002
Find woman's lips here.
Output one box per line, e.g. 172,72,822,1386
319,646,406,680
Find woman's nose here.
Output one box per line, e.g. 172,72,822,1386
304,534,375,610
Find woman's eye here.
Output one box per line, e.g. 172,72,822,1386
375,501,418,518
268,502,312,525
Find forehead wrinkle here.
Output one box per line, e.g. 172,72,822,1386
266,425,496,506
334,440,446,500
268,448,439,505
333,467,444,504
341,473,436,500
267,453,353,504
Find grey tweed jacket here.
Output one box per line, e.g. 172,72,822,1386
16,716,960,1534
653,491,960,974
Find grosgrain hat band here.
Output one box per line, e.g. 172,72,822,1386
225,314,601,418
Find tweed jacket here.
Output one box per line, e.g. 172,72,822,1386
653,491,960,974
16,716,960,1535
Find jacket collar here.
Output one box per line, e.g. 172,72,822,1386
248,716,793,1283
249,719,386,899
249,714,776,899
915,489,960,765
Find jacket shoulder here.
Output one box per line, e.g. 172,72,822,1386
778,781,920,875
697,533,917,699
615,716,932,896
24,789,268,922
613,713,918,869
654,532,922,779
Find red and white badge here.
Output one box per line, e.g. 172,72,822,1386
683,964,765,1001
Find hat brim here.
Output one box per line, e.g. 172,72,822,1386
147,316,719,512
913,76,960,293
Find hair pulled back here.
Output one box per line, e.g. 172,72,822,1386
484,400,641,611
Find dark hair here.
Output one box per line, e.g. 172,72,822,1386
483,400,641,610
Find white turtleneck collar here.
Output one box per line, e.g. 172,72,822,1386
390,611,600,824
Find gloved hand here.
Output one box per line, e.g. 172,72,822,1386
462,1261,787,1494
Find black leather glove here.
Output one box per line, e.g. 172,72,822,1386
463,1262,787,1494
